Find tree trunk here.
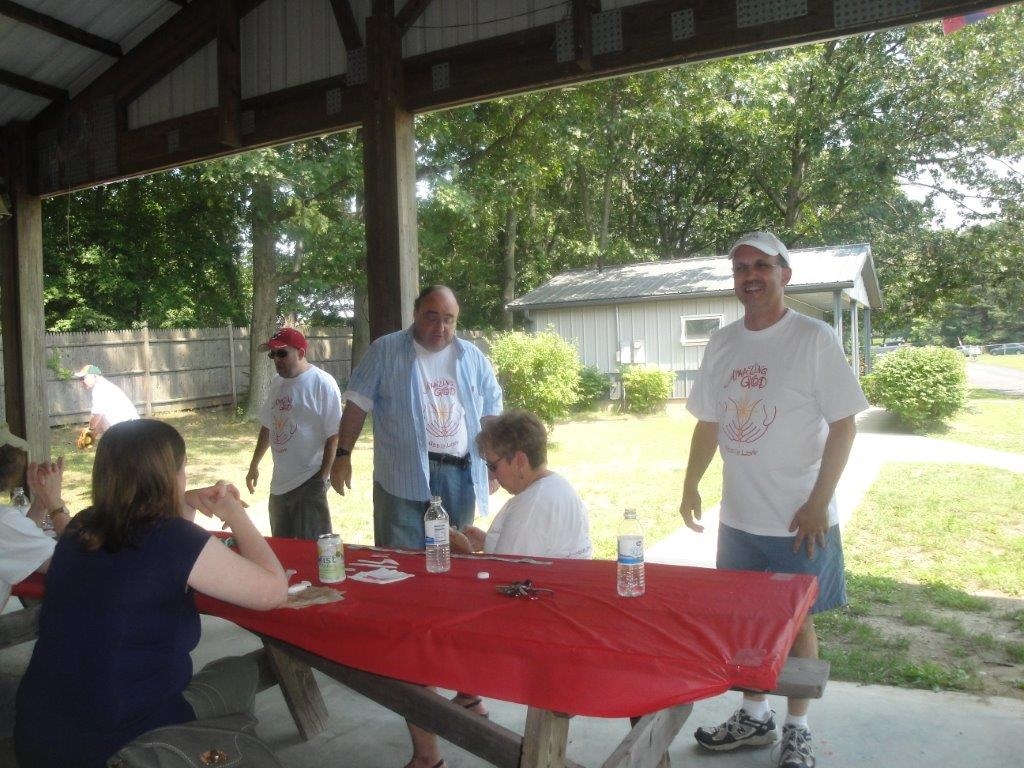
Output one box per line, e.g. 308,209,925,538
501,203,518,329
351,280,370,372
245,178,280,421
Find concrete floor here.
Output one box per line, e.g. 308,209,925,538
5,611,1020,768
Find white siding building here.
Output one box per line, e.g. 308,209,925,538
507,244,883,399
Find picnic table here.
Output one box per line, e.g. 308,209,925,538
10,536,821,767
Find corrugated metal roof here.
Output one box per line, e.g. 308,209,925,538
508,243,882,310
0,1,175,125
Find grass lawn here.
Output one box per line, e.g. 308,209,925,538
50,404,719,560
978,353,1024,370
922,388,1024,454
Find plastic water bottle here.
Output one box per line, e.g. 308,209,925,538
617,508,646,597
424,496,451,573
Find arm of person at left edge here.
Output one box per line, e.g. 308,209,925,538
26,459,71,539
789,414,858,557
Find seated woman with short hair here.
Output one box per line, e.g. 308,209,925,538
14,419,289,768
406,409,592,768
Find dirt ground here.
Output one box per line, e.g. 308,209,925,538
838,595,1024,701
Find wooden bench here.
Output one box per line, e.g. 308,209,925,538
0,602,41,651
740,656,831,700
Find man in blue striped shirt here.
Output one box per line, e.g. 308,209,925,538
330,285,503,548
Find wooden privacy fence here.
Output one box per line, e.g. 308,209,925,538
0,326,353,427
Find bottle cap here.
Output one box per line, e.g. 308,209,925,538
477,571,490,580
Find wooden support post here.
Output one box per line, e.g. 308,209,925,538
227,323,238,410
217,0,242,148
362,1,419,340
261,638,330,740
142,323,153,416
521,707,571,768
0,123,50,459
605,705,693,768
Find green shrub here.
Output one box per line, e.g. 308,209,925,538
620,365,674,414
862,346,966,430
489,331,581,428
574,365,610,411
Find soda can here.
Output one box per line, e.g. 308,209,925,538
317,533,345,583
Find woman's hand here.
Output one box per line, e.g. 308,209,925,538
449,527,474,554
26,458,64,523
187,482,248,529
450,525,486,554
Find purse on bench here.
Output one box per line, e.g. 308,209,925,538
106,713,285,768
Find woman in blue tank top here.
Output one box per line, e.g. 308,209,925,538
14,419,289,768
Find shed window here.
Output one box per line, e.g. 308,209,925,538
680,315,722,345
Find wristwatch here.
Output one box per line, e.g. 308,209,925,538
335,446,351,458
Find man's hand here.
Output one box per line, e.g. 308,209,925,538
789,501,829,557
245,466,259,494
330,455,352,495
679,487,704,533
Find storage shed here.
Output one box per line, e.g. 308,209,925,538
507,243,883,399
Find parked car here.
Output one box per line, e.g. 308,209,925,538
871,344,905,357
988,343,1024,356
956,344,982,359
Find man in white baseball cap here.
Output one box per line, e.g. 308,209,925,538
679,230,868,768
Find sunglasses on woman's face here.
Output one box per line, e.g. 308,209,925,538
267,349,289,359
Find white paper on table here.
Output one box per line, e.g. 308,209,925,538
350,567,414,584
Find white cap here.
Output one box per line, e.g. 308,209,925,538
728,231,790,267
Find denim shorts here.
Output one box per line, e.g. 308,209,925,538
716,523,847,614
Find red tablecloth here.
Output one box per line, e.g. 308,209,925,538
15,538,816,718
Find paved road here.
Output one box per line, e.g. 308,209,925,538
968,361,1024,395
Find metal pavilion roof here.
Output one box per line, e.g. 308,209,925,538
0,0,178,126
507,243,883,312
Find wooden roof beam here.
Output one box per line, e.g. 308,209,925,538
217,0,242,148
572,0,601,72
395,0,435,34
329,0,363,50
0,0,122,59
0,68,67,103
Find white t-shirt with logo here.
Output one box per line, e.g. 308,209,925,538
687,310,868,536
484,473,592,559
0,504,55,611
414,342,469,458
259,365,343,495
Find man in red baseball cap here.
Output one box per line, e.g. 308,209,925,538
247,328,341,539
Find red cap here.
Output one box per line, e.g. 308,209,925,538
260,327,308,353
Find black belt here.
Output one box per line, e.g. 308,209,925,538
427,452,471,470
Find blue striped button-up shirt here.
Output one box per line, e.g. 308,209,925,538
343,328,503,515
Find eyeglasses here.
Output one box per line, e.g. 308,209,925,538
267,349,289,359
484,457,502,473
732,259,786,275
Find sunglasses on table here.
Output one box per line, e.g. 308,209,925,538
267,349,289,359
